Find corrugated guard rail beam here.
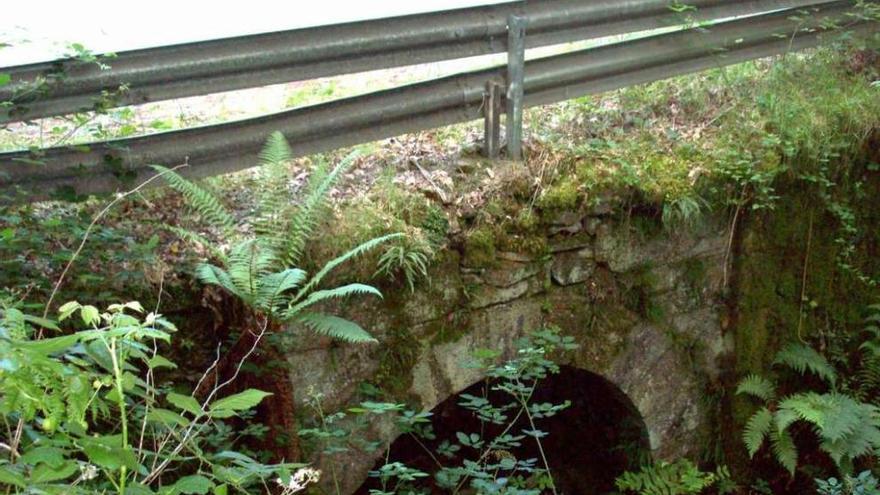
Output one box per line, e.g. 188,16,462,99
0,1,874,202
0,0,842,123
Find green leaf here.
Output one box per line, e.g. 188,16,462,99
147,355,178,370
770,427,798,476
147,408,190,427
170,474,214,494
22,314,60,331
774,343,836,386
80,436,138,471
31,460,78,483
58,301,81,321
18,334,78,354
81,305,101,326
21,446,67,468
0,73,10,87
0,466,26,487
209,389,272,418
213,485,229,495
124,482,156,495
167,392,203,415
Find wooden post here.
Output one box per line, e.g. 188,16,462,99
483,80,503,159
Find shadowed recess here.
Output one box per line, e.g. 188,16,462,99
357,366,651,494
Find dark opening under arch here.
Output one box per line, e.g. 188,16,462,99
356,365,651,494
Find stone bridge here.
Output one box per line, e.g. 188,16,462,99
288,207,730,493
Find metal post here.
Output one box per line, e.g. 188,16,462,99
506,15,526,160
483,81,503,159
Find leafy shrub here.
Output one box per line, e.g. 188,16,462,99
156,131,399,342
0,301,305,494
615,459,734,495
737,342,880,476
816,471,880,495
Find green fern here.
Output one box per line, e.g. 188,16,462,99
738,341,880,476
774,343,837,386
736,374,776,401
151,165,235,235
615,459,717,495
254,131,294,245
296,313,377,343
743,407,773,458
280,152,358,266
158,133,396,345
769,426,798,476
856,303,880,399
374,235,432,293
292,233,402,302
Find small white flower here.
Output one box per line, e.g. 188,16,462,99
78,463,98,481
277,467,322,494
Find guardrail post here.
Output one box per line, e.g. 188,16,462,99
506,14,527,160
483,81,503,159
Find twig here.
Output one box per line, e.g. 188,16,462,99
722,192,746,289
142,317,269,484
797,211,814,343
41,163,189,324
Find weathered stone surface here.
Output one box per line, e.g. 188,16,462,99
411,297,542,410
607,323,703,459
548,232,593,253
497,251,534,263
467,279,531,308
402,274,463,324
287,209,730,493
289,345,379,412
551,247,596,285
481,259,545,288
584,217,602,236
549,222,582,235
550,210,583,226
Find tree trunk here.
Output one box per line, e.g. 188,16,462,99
195,299,300,462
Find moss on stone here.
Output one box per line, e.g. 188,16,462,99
536,176,582,213
373,325,423,398
463,227,498,268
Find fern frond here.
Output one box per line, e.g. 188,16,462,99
166,225,228,263
857,355,880,397
770,426,798,476
195,263,242,300
256,268,307,313
744,407,773,458
774,401,800,432
375,242,431,293
826,408,880,461
293,233,401,301
226,240,278,302
152,165,235,234
254,132,294,248
296,312,377,343
281,151,360,266
258,131,293,168
736,374,777,402
778,392,860,442
614,460,714,495
774,343,837,386
286,283,382,318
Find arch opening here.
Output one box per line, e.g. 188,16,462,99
357,365,651,494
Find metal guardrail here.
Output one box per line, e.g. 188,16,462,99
0,0,841,123
0,0,874,202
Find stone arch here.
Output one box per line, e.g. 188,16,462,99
357,364,651,494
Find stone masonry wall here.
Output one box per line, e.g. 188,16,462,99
286,208,731,494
